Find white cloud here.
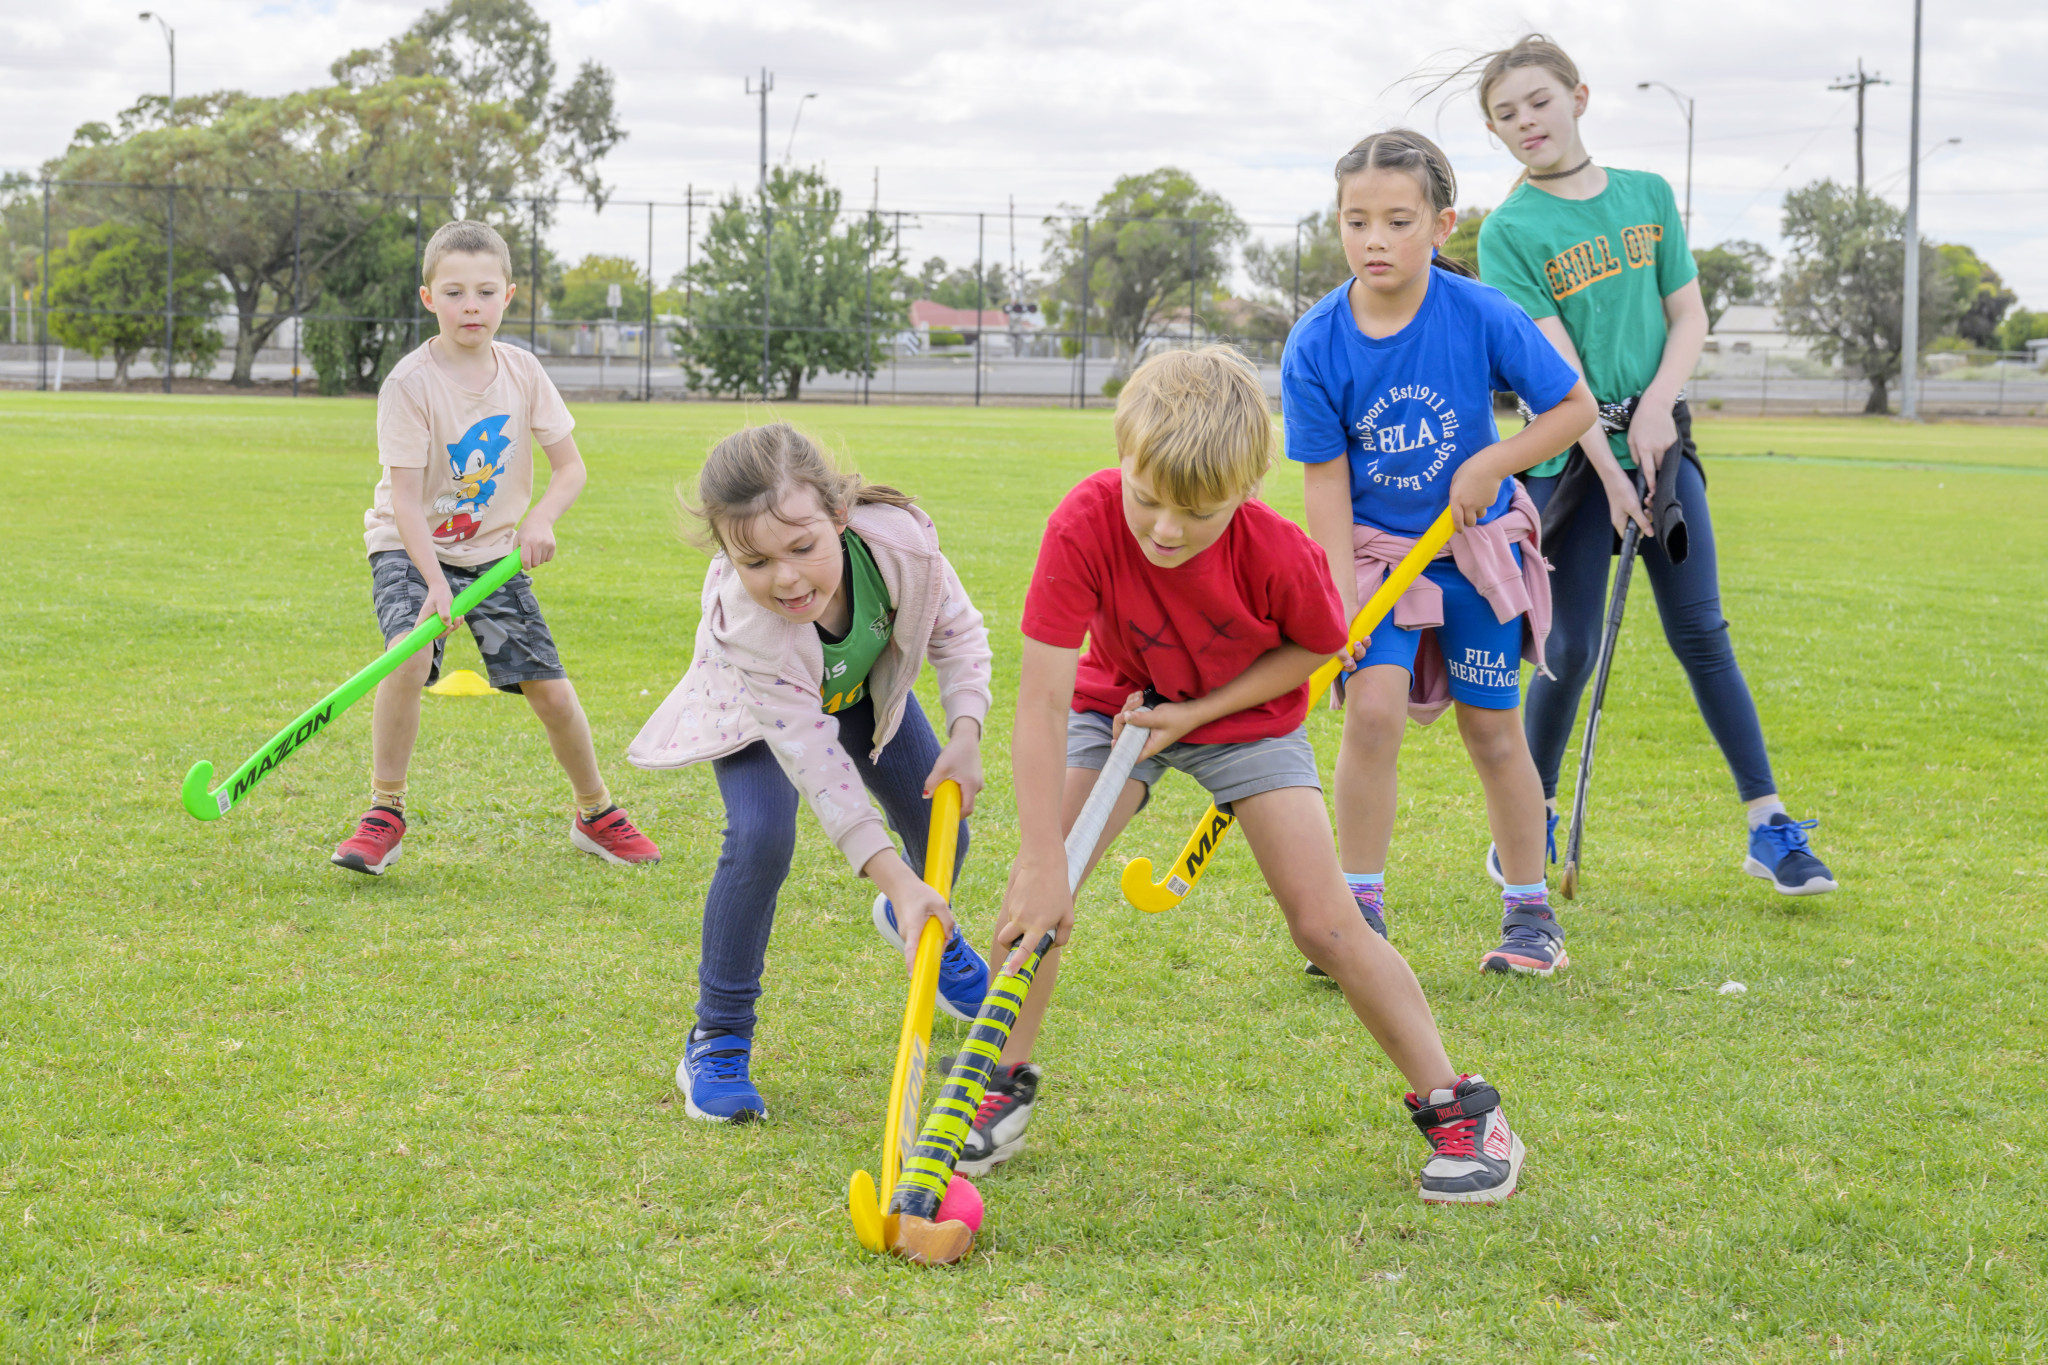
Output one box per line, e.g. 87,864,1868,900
6,0,2045,304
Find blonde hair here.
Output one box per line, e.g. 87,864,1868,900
1113,346,1272,508
422,220,514,285
685,422,915,558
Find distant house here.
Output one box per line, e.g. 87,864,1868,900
909,300,1009,345
1705,304,1810,358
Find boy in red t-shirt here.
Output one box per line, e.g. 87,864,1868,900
968,346,1526,1204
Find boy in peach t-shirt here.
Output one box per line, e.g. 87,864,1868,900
332,220,658,875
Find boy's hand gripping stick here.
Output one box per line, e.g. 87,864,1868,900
180,553,524,821
1118,509,1457,913
882,718,1150,1266
846,780,963,1255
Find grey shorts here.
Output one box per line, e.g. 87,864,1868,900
369,550,566,693
1064,709,1321,813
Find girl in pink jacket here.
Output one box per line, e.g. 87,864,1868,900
629,423,994,1123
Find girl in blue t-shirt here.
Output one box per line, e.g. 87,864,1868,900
1283,128,1596,977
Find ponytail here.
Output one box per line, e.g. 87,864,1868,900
684,422,915,557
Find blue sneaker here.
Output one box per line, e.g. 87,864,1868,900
1744,814,1837,895
1485,810,1560,889
873,893,992,1022
676,1030,766,1123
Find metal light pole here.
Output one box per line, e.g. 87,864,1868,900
140,10,176,393
139,12,175,116
1636,80,1694,236
1901,0,1924,420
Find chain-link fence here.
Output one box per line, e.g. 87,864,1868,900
6,177,2047,416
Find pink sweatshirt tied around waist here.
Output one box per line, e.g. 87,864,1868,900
1344,481,1552,725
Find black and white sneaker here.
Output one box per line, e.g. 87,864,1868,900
956,1062,1040,1176
1405,1074,1524,1204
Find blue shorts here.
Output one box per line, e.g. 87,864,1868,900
1357,556,1524,710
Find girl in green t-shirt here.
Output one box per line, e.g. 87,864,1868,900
1468,35,1836,900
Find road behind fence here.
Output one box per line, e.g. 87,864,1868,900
5,179,2044,416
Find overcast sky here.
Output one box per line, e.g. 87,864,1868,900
6,0,2043,307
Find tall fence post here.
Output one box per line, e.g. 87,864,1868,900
892,211,902,401
1187,222,1198,347
1076,217,1090,409
974,212,985,408
761,204,773,399
644,199,654,401
1291,222,1302,320
863,208,875,406
529,197,540,355
162,181,176,392
1759,350,1769,416
291,190,302,397
37,179,49,392
410,195,423,351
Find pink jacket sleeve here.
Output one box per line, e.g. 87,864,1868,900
727,662,899,876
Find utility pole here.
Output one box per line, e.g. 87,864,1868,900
746,69,774,195
1828,59,1890,197
1900,0,1924,420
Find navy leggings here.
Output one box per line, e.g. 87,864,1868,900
1523,453,1777,803
696,692,966,1038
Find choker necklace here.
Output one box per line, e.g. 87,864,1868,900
1529,155,1594,182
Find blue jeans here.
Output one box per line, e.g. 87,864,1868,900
1523,454,1777,803
695,692,966,1038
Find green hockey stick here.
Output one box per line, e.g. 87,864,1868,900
180,552,524,822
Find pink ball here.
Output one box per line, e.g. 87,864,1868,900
936,1173,984,1232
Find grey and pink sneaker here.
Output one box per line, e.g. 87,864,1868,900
1480,895,1567,977
1406,1075,1525,1204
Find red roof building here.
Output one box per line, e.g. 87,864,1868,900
909,300,1009,336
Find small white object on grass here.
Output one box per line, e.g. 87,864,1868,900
1718,980,1747,995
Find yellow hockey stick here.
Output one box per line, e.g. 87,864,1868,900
847,780,962,1253
1119,508,1458,913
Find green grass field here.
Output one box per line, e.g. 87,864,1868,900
1,395,2043,1362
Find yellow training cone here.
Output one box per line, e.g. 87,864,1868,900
426,668,494,697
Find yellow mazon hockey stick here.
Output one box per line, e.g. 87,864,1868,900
847,780,962,1254
1119,508,1458,913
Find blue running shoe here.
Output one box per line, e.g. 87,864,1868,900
1480,899,1568,977
676,1030,766,1123
1306,882,1388,976
873,893,992,1022
1485,810,1560,890
1744,814,1837,895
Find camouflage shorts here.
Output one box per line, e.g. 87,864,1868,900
369,551,566,693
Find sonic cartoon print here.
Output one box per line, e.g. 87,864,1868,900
432,414,513,546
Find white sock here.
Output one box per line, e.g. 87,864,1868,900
1746,796,1787,830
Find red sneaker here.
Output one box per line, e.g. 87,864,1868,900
572,805,660,865
332,806,406,875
